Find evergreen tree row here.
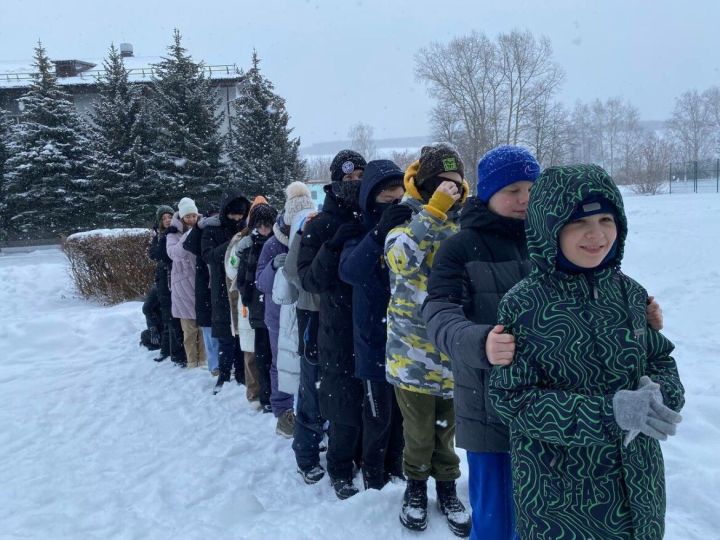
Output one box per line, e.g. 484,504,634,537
0,31,305,242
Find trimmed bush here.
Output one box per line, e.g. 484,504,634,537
62,228,156,304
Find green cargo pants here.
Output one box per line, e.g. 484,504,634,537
394,386,461,481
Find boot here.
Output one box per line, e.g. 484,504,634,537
297,464,325,485
276,410,295,439
436,480,471,538
399,479,428,531
363,467,388,491
331,477,359,500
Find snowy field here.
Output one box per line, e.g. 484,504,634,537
1,191,719,540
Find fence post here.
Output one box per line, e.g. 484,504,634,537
669,163,673,194
716,158,719,193
694,161,698,193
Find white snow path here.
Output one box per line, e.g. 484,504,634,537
0,191,719,539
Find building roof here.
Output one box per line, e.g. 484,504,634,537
0,55,242,89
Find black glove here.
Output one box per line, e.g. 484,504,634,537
272,253,287,270
165,225,179,234
325,222,365,251
371,204,413,244
149,326,160,346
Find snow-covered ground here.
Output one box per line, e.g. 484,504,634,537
1,191,719,539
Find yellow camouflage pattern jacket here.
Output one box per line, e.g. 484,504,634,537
384,160,469,398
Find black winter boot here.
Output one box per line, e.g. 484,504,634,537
436,480,471,538
399,479,428,531
331,477,359,500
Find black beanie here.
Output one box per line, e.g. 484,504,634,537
415,144,465,188
330,149,367,183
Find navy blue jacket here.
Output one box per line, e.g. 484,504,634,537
339,160,403,381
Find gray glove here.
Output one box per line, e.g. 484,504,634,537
624,376,663,446
198,215,220,229
272,253,287,270
613,379,682,445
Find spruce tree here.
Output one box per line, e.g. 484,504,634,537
89,43,157,226
3,42,92,240
227,51,305,204
0,108,11,242
149,29,226,210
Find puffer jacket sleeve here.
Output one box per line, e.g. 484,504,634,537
166,229,192,263
183,225,202,256
489,294,622,447
423,235,493,369
256,238,283,295
201,227,230,265
384,206,442,277
645,328,685,412
297,218,339,294
283,229,303,291
273,266,298,305
339,233,380,287
235,237,253,305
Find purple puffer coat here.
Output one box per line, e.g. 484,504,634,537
166,213,200,320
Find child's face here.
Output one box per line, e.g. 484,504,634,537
256,223,272,236
161,213,172,229
488,181,533,220
182,213,198,227
559,213,617,268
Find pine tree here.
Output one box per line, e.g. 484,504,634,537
89,43,157,226
149,29,226,210
227,51,305,205
3,42,92,240
0,108,12,242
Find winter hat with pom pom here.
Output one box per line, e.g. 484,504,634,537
178,197,199,218
283,181,316,227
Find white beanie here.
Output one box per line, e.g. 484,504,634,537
283,182,315,227
178,197,199,218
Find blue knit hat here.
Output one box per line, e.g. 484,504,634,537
476,145,540,203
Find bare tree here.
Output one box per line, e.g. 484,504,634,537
631,132,674,195
497,30,564,145
415,32,503,183
390,149,418,171
525,97,570,166
304,155,333,181
666,89,714,162
701,86,720,155
348,122,377,161
416,30,563,182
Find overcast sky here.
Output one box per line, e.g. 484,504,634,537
1,0,718,146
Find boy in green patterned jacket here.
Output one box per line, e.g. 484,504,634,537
489,164,684,540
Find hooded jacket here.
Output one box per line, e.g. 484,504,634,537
166,212,201,320
201,190,250,339
423,197,529,452
384,160,470,397
339,160,403,381
489,165,684,540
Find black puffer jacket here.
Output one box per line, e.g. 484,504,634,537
423,197,530,453
201,190,250,339
297,187,362,425
236,229,271,330
183,222,212,328
149,229,173,310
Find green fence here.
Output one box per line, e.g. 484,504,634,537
669,159,720,193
